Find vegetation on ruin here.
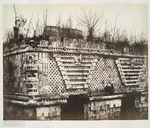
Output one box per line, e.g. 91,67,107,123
3,6,148,55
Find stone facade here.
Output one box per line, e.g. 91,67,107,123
36,105,61,120
3,39,148,120
135,94,148,118
3,51,66,95
84,99,121,120
4,102,36,120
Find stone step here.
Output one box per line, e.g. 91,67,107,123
132,58,145,62
118,60,144,65
122,80,139,84
116,58,145,88
61,70,89,74
64,66,91,70
59,57,74,60
81,55,95,58
118,68,141,72
116,60,144,65
58,63,92,67
120,72,139,75
63,75,88,80
121,63,142,66
117,64,144,68
125,83,139,86
66,70,89,73
64,68,90,71
133,63,144,66
131,62,144,65
63,62,93,65
58,61,92,65
116,61,130,64
121,75,139,79
65,81,87,85
120,67,142,70
62,72,89,76
67,79,87,82
118,64,132,67
123,71,140,73
118,58,130,61
122,77,139,80
122,79,139,83
66,85,87,89
64,65,91,68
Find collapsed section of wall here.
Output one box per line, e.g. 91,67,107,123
3,54,22,93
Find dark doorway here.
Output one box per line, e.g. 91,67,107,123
61,94,89,120
120,93,140,120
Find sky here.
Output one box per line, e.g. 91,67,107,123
3,4,148,40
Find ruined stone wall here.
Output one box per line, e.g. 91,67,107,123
3,56,9,93
84,99,122,120
48,37,106,49
36,105,61,120
4,102,36,120
3,43,147,96
3,54,22,93
135,94,148,118
4,51,65,95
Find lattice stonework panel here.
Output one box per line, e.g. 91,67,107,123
39,53,65,94
89,57,121,92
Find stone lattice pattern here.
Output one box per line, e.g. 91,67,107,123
48,54,66,93
39,53,65,94
89,58,122,92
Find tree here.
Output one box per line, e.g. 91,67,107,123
65,16,73,29
76,7,104,42
43,6,49,28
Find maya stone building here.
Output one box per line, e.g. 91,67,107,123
3,26,148,120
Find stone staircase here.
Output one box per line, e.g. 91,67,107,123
115,57,146,87
53,53,97,93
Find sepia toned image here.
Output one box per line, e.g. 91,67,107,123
3,4,148,120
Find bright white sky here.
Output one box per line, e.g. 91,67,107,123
3,4,148,39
